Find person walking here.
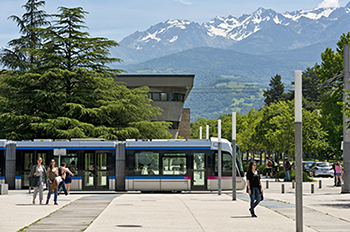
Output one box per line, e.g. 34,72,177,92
335,161,342,187
266,157,273,178
57,163,74,195
46,159,59,205
284,159,291,181
274,160,280,182
333,159,339,186
246,161,263,217
29,157,47,205
65,161,76,194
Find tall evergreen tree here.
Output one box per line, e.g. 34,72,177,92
0,6,171,140
0,0,49,70
263,74,285,106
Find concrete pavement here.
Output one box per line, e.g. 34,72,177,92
0,177,349,232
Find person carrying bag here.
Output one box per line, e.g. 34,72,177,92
46,159,59,205
29,157,47,205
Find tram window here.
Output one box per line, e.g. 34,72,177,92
37,153,48,165
0,151,4,176
135,152,159,175
62,153,78,175
24,153,34,170
162,156,186,175
215,152,239,176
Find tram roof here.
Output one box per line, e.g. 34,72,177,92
126,138,233,153
15,140,118,149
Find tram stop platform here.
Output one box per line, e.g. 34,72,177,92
1,177,350,232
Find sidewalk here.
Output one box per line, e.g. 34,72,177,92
86,192,314,232
1,177,349,232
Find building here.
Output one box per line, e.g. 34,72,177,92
116,74,194,139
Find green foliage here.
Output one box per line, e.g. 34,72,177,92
0,0,49,70
0,3,171,140
314,32,350,159
263,74,285,106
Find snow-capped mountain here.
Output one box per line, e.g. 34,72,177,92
113,1,350,64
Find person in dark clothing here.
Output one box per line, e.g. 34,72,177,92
246,161,263,217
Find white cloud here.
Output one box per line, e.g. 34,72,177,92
174,0,192,5
317,0,339,9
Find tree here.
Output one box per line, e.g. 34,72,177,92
302,67,321,111
0,6,171,140
314,33,350,158
0,0,49,70
263,74,285,106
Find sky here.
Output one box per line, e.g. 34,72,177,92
0,0,348,46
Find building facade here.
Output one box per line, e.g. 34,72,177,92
116,74,194,139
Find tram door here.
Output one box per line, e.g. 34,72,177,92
21,151,48,188
83,151,110,190
192,152,206,189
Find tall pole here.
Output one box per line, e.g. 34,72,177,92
218,120,222,195
232,112,237,201
295,70,303,232
343,45,350,193
206,125,209,140
200,126,203,139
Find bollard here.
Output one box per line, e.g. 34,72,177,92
311,184,314,194
319,180,322,189
266,180,269,189
282,184,285,194
292,180,295,189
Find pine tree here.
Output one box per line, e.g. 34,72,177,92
263,74,285,106
0,6,171,140
0,0,49,70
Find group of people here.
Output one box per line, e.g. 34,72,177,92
265,157,292,182
29,157,76,205
247,158,343,218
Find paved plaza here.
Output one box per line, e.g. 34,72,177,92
0,177,349,232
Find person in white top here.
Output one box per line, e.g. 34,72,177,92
29,157,47,205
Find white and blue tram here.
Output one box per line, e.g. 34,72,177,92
1,138,246,191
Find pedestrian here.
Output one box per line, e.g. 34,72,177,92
30,157,47,205
266,157,273,178
284,159,291,181
335,161,342,187
333,159,338,186
246,161,263,217
58,163,74,195
65,161,76,194
46,159,59,205
274,160,280,182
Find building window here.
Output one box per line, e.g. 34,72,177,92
148,92,185,102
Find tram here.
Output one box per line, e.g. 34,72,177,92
2,138,246,191
125,138,246,191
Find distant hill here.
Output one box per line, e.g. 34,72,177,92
120,46,326,121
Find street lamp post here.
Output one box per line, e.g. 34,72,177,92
218,120,222,195
295,70,303,232
232,112,237,201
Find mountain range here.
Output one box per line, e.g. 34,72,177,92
113,2,350,121
113,2,350,64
